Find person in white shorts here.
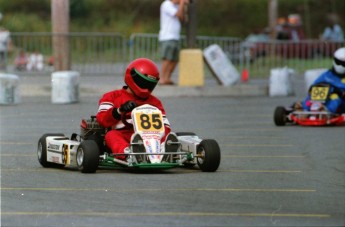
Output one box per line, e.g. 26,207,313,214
158,0,189,85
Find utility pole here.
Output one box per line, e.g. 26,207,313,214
51,0,70,71
186,0,197,48
268,0,278,40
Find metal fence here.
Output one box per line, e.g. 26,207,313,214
3,32,344,78
129,33,243,65
243,40,344,78
7,32,126,75
129,33,244,78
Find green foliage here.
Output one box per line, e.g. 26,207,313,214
197,0,269,36
4,13,51,32
70,0,91,18
0,0,50,15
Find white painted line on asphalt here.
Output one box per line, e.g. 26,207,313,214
0,211,330,218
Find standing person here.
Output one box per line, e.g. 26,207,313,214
321,14,344,42
158,0,189,85
14,49,28,71
0,27,11,71
275,17,289,40
26,51,44,71
96,58,178,161
287,14,305,41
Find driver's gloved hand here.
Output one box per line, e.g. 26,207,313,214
112,101,137,120
120,101,137,113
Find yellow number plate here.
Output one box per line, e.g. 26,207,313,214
134,112,164,133
310,86,329,101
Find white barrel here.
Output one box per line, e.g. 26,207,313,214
304,68,327,93
51,71,80,104
0,73,21,105
269,67,295,97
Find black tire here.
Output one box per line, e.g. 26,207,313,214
37,133,65,168
85,132,105,154
76,140,100,173
274,106,287,126
176,132,196,136
196,139,221,172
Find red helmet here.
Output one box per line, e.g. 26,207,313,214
124,58,160,99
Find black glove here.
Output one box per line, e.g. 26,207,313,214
120,101,137,113
112,101,137,120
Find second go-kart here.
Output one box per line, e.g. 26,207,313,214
37,104,221,173
274,83,345,126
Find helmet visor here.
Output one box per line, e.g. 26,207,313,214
334,57,345,67
131,68,158,91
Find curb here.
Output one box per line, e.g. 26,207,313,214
20,83,268,98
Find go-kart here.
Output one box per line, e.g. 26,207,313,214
37,104,221,173
274,83,345,126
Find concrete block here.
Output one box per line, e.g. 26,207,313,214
0,73,20,105
51,71,80,104
178,49,204,86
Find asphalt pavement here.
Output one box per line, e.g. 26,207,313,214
1,73,344,227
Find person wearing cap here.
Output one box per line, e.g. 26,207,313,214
287,14,305,41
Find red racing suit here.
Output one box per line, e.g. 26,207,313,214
96,87,171,159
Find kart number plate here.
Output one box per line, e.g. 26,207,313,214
133,111,164,133
310,86,329,102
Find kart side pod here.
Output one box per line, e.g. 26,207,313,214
37,134,80,168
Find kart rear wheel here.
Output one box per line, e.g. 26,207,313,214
85,132,105,154
37,133,65,168
76,140,100,173
274,106,287,126
196,139,221,172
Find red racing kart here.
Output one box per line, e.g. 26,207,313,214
274,107,345,126
274,83,345,126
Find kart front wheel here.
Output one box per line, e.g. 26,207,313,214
76,140,100,173
37,133,65,168
196,139,221,172
274,106,287,126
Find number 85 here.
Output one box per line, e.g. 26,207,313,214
140,114,162,130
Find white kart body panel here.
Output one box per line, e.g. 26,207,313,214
131,104,165,163
44,133,203,167
143,137,162,163
46,136,80,167
177,135,202,164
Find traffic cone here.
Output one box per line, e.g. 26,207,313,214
241,68,249,82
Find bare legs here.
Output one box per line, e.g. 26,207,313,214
160,59,177,85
